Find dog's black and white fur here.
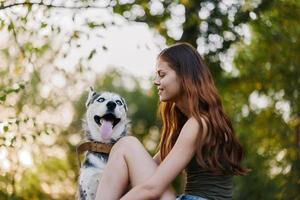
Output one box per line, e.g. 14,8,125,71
78,87,129,200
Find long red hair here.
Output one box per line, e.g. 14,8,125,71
158,42,248,175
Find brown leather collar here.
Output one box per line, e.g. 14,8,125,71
76,141,113,167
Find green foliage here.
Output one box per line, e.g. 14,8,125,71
0,82,25,103
232,0,300,199
112,0,273,79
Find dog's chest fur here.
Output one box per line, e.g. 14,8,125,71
78,152,109,200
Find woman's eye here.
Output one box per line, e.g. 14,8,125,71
97,97,105,102
159,73,165,78
116,100,123,106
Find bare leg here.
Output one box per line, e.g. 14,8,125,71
95,136,176,200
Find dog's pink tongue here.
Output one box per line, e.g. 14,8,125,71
100,120,113,140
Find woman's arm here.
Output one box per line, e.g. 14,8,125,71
120,117,203,200
153,151,161,165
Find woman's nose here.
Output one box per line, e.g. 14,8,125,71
153,75,160,86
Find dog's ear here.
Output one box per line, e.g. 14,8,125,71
86,87,96,107
121,97,128,112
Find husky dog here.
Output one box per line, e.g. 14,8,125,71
78,87,129,200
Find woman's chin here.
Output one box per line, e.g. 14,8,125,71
159,96,169,102
159,96,166,102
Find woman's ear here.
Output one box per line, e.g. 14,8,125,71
86,87,96,107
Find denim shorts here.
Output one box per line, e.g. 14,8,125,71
176,194,207,200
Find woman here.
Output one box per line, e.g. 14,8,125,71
95,42,248,200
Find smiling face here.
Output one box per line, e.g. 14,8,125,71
153,58,182,103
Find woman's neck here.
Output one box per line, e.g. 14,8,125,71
175,96,191,117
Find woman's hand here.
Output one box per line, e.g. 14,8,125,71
120,184,158,200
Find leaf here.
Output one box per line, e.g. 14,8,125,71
87,22,96,29
11,136,16,143
19,83,25,89
22,136,27,141
0,95,6,102
8,22,14,31
23,117,29,123
0,19,4,30
102,45,108,51
3,126,8,132
40,44,50,54
41,22,47,29
71,31,80,39
88,49,96,60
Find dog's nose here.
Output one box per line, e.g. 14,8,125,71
106,101,116,110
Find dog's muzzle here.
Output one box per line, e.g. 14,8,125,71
94,113,121,128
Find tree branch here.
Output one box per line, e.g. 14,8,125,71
0,1,109,10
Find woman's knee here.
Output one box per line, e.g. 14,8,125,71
111,136,142,155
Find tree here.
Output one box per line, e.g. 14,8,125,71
112,0,273,79
232,0,300,199
1,0,272,73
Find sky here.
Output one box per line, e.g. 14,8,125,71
55,22,162,78
49,6,164,80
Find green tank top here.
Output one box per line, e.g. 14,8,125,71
184,156,233,200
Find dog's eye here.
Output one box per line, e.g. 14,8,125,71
97,97,105,103
116,100,123,106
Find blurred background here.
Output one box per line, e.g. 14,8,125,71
0,0,299,199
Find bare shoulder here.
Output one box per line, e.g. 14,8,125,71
187,117,200,126
182,117,208,138
178,117,200,141
184,117,201,130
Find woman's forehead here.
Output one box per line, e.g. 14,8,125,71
156,59,172,71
